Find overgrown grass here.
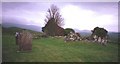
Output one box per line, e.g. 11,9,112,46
2,34,118,62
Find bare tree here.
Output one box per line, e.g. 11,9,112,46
44,4,64,26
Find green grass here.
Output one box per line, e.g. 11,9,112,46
2,34,118,62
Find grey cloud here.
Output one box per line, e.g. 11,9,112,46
2,2,118,32
2,2,30,11
2,17,42,32
2,16,30,25
71,2,118,15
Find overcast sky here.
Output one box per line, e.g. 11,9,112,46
2,2,118,32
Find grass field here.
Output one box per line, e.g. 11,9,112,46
2,33,118,62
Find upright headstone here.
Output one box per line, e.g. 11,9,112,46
17,30,32,52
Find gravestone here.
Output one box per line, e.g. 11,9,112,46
17,30,32,52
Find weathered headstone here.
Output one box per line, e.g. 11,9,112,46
17,30,32,52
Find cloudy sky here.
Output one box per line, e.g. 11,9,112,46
2,2,118,32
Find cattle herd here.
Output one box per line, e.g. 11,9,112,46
15,27,108,52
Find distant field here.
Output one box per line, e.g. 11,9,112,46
2,33,118,62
